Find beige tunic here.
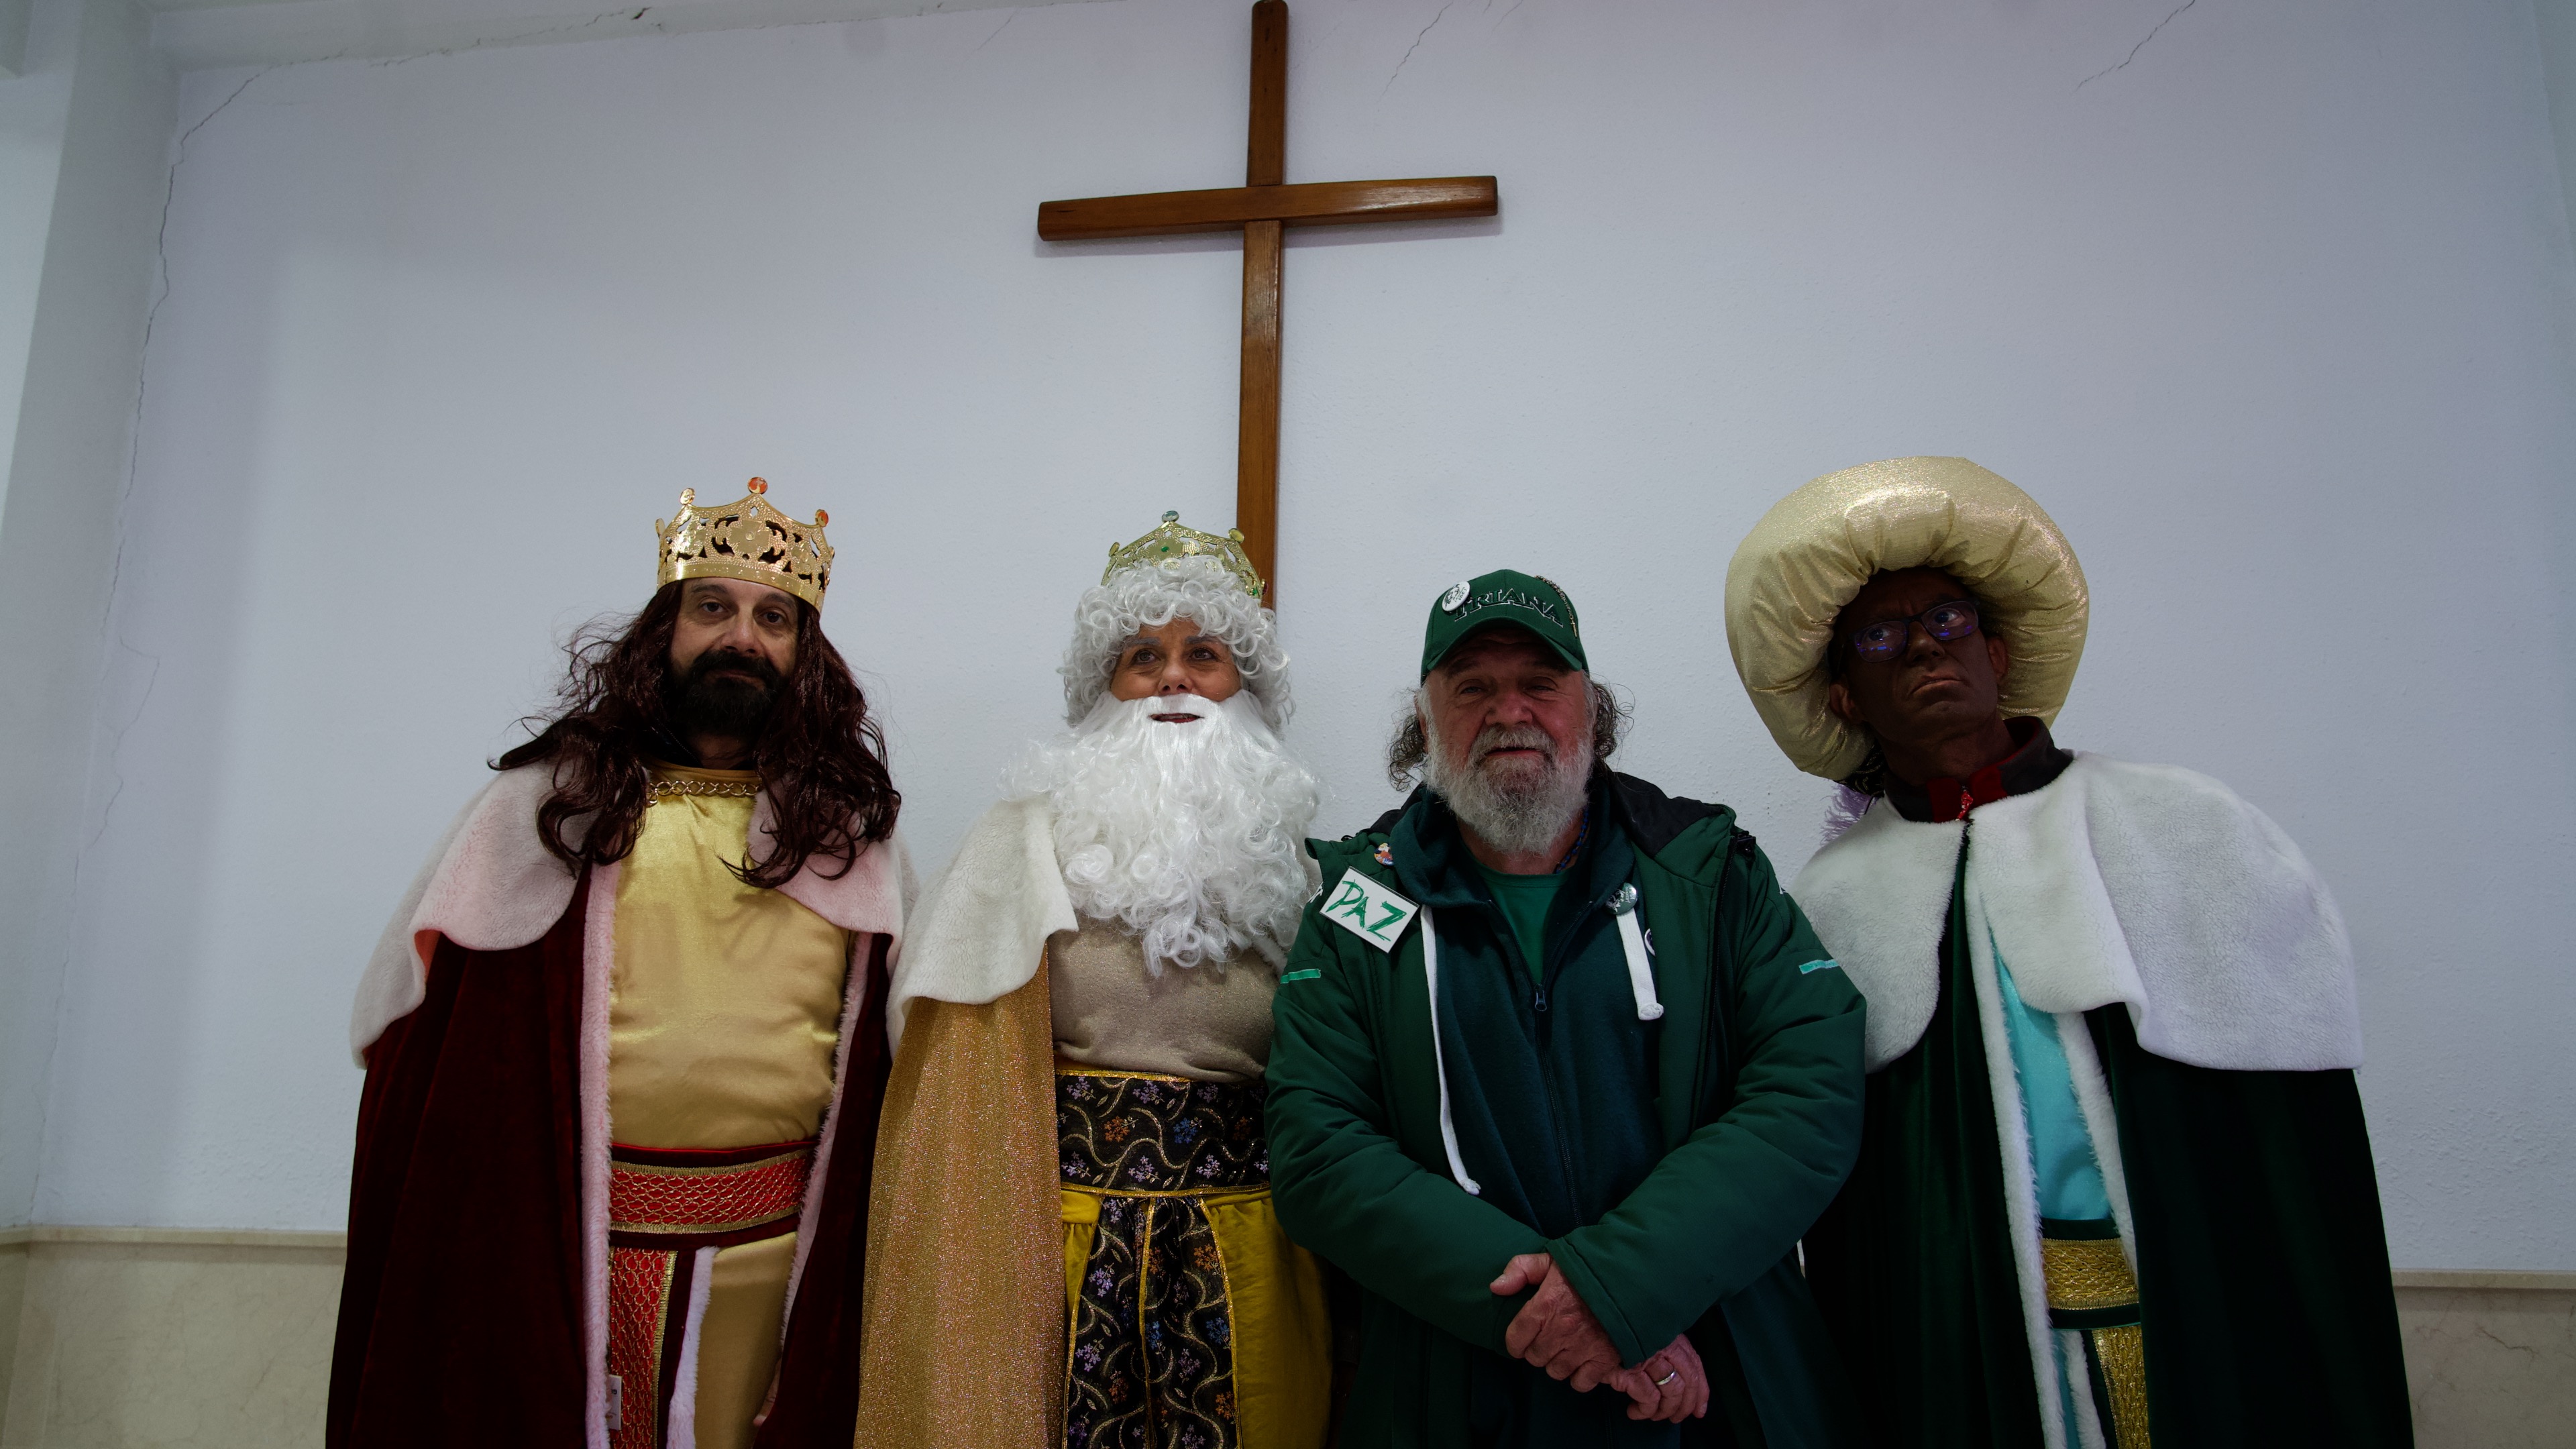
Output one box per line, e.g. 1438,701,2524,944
611,764,851,1449
1048,916,1278,1083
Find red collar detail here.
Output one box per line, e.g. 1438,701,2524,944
1926,763,2008,822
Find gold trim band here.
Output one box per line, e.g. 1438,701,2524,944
646,776,761,803
1062,1184,1278,1203
1054,1063,1196,1084
2041,1235,2139,1313
2090,1323,2152,1448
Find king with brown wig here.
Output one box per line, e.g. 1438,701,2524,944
329,480,910,1449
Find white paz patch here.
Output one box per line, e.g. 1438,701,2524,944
1322,871,1419,952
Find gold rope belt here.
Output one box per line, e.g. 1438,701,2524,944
604,1139,814,1449
2041,1218,2150,1449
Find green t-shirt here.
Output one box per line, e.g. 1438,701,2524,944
1478,865,1566,983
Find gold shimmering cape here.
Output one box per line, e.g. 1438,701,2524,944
851,966,1063,1449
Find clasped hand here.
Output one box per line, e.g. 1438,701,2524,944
1487,1252,1710,1423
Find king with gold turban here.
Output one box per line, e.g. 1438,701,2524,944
1726,458,2410,1447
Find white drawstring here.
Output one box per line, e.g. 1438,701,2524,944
1424,883,1656,1197
1611,884,1664,1022
1419,923,1482,1196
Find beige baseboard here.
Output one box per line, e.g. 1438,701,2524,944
0,1225,345,1252
1,1230,2569,1448
2392,1267,2576,1446
1,1226,344,1448
2394,1267,2576,1291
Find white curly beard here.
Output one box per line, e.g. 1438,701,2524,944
1004,692,1321,974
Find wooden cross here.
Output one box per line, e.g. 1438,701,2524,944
1036,0,1497,608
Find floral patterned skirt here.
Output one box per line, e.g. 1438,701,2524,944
1057,1066,1331,1449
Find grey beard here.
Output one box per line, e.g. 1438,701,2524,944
1421,711,1594,857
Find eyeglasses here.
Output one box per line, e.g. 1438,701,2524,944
1845,599,1982,661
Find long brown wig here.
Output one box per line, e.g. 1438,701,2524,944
494,582,899,888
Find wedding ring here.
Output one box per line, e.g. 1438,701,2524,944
1654,1370,1678,1388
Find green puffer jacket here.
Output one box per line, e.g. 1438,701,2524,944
1266,773,1866,1448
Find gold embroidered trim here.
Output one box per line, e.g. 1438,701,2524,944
2041,1234,2139,1312
2091,1322,2152,1448
1063,1183,1277,1201
1055,1063,1195,1085
645,775,761,804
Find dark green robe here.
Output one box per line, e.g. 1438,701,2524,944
1802,833,2413,1446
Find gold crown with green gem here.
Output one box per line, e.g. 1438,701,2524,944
1104,511,1264,600
655,478,834,608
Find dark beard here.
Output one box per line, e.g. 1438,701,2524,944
665,649,784,744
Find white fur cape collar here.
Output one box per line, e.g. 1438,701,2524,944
881,794,1075,1053
1791,753,2363,1074
351,762,911,1061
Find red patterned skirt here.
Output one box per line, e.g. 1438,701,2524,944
606,1139,812,1449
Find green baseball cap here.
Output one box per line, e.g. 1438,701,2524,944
1420,570,1588,678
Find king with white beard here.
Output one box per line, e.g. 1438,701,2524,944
855,517,1332,1449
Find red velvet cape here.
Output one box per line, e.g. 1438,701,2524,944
327,874,895,1447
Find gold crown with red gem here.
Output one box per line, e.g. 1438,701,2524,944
655,478,834,608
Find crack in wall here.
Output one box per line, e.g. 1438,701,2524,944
372,9,647,67
1386,0,1454,92
87,64,272,856
2078,0,2198,91
17,19,244,1228
58,60,250,1002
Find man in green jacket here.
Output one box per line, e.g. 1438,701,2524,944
1265,571,1868,1448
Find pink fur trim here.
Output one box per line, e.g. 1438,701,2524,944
355,775,908,1059
353,768,576,1059
666,1244,718,1449
580,860,621,1449
771,814,906,941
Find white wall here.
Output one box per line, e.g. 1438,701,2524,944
34,0,2576,1272
0,0,173,1231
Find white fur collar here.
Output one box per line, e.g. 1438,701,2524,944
881,795,1075,1053
351,763,912,1061
1790,753,2363,1073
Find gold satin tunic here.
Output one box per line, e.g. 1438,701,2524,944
611,765,850,1449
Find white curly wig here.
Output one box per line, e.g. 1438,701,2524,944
1060,556,1291,730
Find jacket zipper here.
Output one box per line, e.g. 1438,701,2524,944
1485,898,1582,1211
1532,883,1630,1216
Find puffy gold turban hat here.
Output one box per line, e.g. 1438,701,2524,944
1723,456,2088,781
